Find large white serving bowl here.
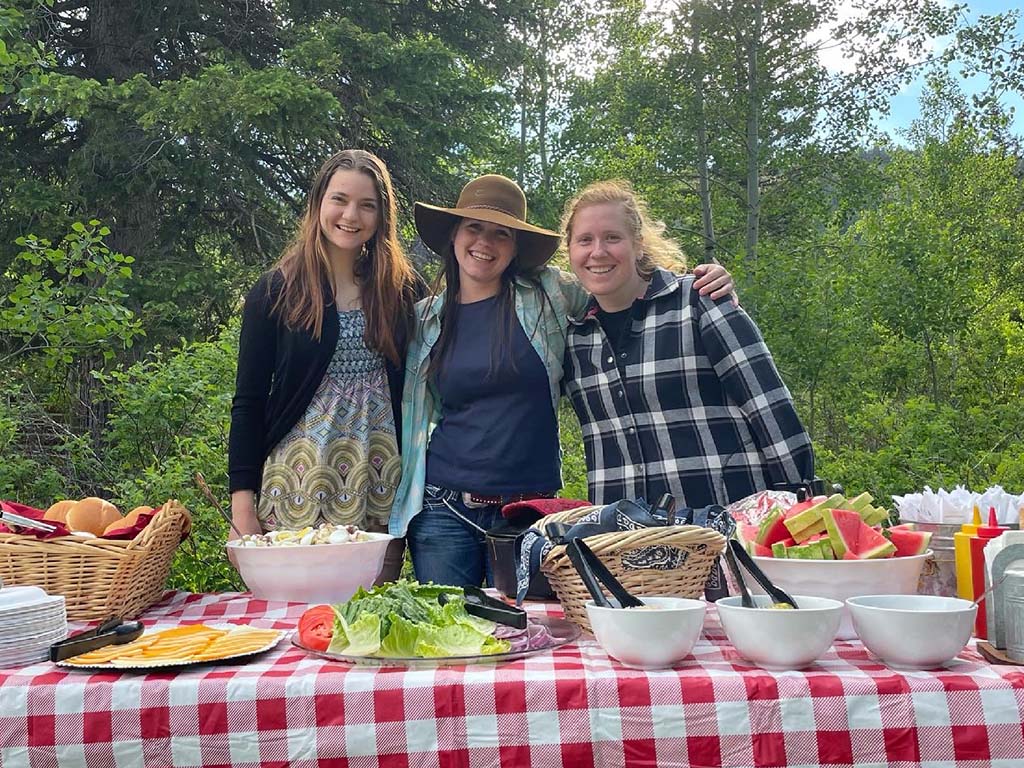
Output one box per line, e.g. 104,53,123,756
586,596,706,670
717,594,843,670
846,594,976,670
749,551,932,640
226,532,393,604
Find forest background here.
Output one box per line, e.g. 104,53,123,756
2,0,1023,592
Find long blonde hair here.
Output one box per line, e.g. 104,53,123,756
560,180,686,277
273,149,417,365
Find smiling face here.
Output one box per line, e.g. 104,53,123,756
318,169,380,260
567,202,647,311
451,217,516,301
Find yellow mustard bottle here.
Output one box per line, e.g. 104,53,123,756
954,505,982,600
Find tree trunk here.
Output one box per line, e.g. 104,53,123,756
77,0,150,447
923,329,941,404
518,16,529,186
691,5,716,263
744,0,763,278
538,8,550,192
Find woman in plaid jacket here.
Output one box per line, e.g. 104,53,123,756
560,180,815,508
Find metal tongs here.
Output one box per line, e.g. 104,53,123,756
0,509,57,534
441,586,527,630
725,539,799,609
566,538,645,609
49,617,146,662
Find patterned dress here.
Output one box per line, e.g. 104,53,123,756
257,310,400,531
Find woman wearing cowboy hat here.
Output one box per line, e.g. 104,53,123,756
391,174,734,587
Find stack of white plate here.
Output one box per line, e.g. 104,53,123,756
0,586,68,667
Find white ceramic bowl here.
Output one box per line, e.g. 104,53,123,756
749,551,932,640
846,594,976,670
586,596,706,669
717,594,843,670
226,532,393,603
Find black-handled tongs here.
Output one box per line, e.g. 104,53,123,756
441,586,527,629
49,617,145,662
566,538,645,609
727,539,798,609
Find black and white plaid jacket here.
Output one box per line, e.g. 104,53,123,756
563,268,814,507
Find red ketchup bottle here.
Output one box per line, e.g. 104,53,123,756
969,507,1008,638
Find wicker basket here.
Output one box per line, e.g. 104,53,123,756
0,499,191,621
537,505,727,632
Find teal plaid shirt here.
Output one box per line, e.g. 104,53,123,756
389,267,587,536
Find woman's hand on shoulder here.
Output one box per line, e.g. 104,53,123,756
692,260,738,304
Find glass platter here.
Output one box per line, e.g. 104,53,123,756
292,615,581,667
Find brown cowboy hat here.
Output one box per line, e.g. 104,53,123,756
414,174,560,269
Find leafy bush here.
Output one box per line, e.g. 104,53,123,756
96,322,242,593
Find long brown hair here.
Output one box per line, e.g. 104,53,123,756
561,179,686,278
273,149,416,365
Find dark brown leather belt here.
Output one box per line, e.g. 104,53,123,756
463,491,555,508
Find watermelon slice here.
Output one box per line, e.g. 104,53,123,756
821,508,864,558
889,522,917,531
852,525,896,559
845,491,873,513
783,493,844,539
737,523,761,548
751,543,773,557
755,509,792,547
782,498,819,518
786,543,817,559
789,518,828,543
888,528,931,557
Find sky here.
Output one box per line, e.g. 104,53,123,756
817,0,1024,138
642,0,1024,139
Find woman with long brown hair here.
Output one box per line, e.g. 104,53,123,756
228,149,422,582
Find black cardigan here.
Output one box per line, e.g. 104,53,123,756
228,270,422,494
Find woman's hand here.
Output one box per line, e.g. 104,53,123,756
228,491,263,569
229,490,263,539
692,261,738,303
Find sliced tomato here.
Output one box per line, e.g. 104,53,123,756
298,605,335,651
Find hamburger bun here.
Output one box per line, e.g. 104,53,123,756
104,505,154,535
66,497,121,536
44,499,76,524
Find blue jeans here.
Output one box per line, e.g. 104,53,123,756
406,484,501,587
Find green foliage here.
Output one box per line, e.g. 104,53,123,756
1,222,143,368
558,401,588,502
97,323,243,593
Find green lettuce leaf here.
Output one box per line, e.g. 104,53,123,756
327,611,382,656
415,623,493,657
438,598,496,635
325,580,516,659
377,614,421,658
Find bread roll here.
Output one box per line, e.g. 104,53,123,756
104,505,154,535
66,497,121,536
44,499,76,524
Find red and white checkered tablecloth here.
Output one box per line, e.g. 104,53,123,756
1,590,1023,768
